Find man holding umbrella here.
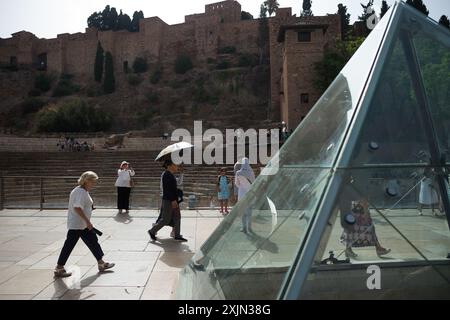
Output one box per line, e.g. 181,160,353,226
148,157,187,242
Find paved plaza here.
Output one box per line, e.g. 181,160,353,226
0,209,223,300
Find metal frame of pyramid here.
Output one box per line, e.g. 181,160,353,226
281,1,450,299
177,1,450,300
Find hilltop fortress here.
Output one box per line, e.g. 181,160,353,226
0,0,341,130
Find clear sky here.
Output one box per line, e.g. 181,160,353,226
0,0,449,39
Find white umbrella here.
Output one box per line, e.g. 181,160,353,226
155,141,194,161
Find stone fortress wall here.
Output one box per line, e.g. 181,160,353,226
0,0,260,76
0,0,341,129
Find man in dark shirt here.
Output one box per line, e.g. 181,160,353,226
148,159,187,242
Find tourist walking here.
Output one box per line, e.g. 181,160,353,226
54,171,114,277
115,161,135,214
155,164,184,237
148,159,187,242
217,167,231,215
235,157,255,233
418,168,441,216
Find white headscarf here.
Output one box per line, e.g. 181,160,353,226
236,157,255,183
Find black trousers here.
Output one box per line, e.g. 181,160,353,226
117,187,131,210
150,200,181,237
57,229,104,266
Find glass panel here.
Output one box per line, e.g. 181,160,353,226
177,3,450,300
349,33,431,166
300,167,450,299
412,27,450,159
177,168,331,299
280,74,353,167
280,7,395,168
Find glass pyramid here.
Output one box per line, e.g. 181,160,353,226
177,1,450,299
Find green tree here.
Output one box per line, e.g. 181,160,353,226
103,52,115,94
37,99,111,132
405,0,429,16
87,12,102,29
380,1,390,18
117,10,132,31
313,38,365,92
175,55,193,74
257,5,269,65
52,74,80,97
130,11,144,32
439,15,450,29
301,0,313,17
88,6,136,31
241,11,253,20
109,7,119,31
337,3,351,40
94,41,104,82
34,73,52,92
100,5,112,30
132,57,148,73
263,0,279,17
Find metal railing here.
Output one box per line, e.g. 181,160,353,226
0,175,216,210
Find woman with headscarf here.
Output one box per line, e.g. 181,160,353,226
235,157,256,233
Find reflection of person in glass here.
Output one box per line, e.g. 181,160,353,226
340,199,391,258
235,157,255,234
418,168,442,216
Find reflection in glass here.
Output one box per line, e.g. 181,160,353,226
177,168,330,299
350,34,431,166
280,74,353,167
177,2,450,300
302,167,450,299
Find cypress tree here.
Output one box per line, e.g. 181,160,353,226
337,3,350,40
380,1,390,18
103,52,115,94
94,41,104,83
257,5,269,65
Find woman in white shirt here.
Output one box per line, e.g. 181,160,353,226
115,161,135,214
54,171,114,277
235,157,255,233
419,168,441,216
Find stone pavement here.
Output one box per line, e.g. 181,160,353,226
0,209,223,300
